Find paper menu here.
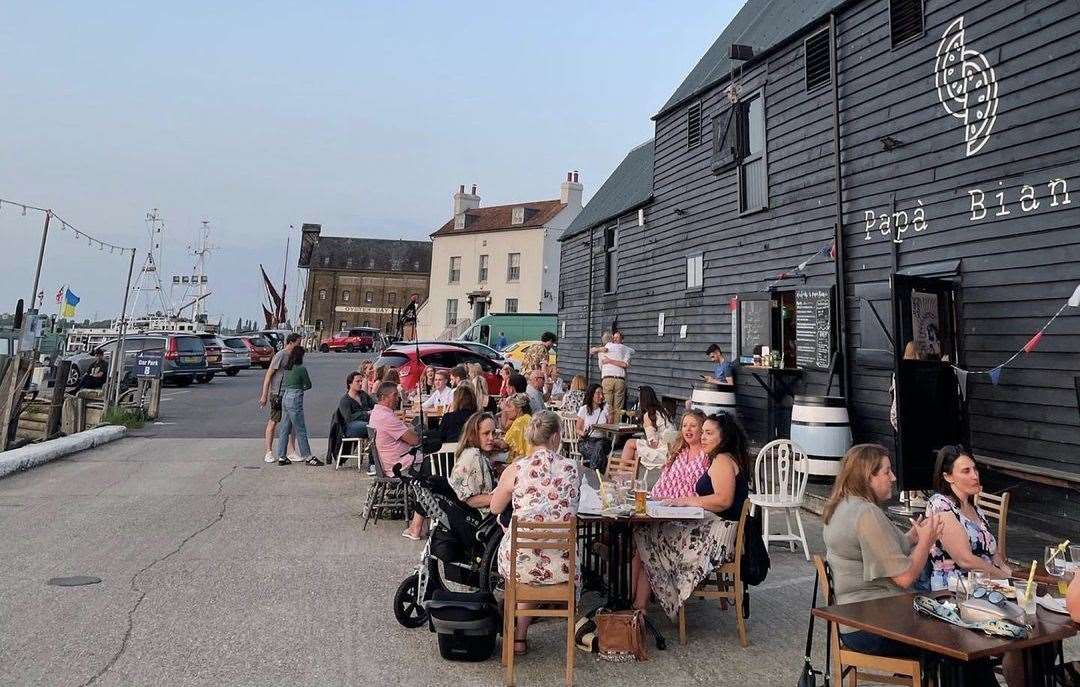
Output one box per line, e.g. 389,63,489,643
646,504,705,519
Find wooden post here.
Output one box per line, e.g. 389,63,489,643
46,360,70,438
147,378,162,419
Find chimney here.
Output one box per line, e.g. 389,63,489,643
560,170,583,208
452,183,481,217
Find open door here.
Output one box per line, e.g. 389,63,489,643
892,274,966,491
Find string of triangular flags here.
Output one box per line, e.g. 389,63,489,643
762,240,836,291
952,282,1080,399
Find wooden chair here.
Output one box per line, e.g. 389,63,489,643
558,412,581,464
677,499,752,647
974,490,1010,561
426,442,458,479
811,555,921,686
360,428,411,530
604,448,639,482
749,439,811,561
502,517,577,687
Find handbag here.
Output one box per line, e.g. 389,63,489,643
595,609,647,662
741,507,771,586
578,436,611,472
797,570,829,687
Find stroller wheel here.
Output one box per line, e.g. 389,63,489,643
479,531,505,603
393,572,428,628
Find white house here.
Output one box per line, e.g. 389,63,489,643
417,173,583,339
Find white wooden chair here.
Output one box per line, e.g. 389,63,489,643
426,442,458,479
335,436,366,470
558,412,581,464
748,439,810,561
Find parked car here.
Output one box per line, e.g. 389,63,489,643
386,340,511,368
219,337,253,376
240,334,275,368
194,333,226,383
373,344,503,394
64,333,209,387
500,340,557,371
319,327,377,353
257,329,294,351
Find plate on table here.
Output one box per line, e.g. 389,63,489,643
1036,595,1068,614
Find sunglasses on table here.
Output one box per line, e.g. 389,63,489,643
969,586,1007,605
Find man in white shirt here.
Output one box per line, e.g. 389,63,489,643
422,369,454,409
595,330,633,419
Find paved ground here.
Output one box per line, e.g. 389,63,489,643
1,351,1075,685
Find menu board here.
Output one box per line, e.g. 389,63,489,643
739,299,771,358
795,288,833,369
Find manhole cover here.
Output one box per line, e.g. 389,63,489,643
47,576,102,587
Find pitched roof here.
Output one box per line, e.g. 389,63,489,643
431,199,566,238
307,237,432,273
656,0,843,118
561,139,654,240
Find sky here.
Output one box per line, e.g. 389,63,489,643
0,0,741,326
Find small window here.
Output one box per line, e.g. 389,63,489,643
367,257,375,269
737,91,768,213
512,207,525,225
342,290,351,303
687,101,703,148
339,320,348,331
345,257,353,269
365,291,373,304
318,288,327,301
445,299,458,326
505,298,519,314
686,254,704,290
559,290,566,309
322,256,330,266
478,254,489,282
889,0,923,48
363,320,370,327
804,28,831,92
507,253,521,281
604,224,618,293
449,256,461,284
315,319,324,331
387,292,397,305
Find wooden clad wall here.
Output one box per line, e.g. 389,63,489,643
837,0,1080,472
560,22,839,442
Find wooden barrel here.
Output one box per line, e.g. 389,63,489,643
691,386,737,418
790,395,851,478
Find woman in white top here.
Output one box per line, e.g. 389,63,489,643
618,385,674,470
575,383,608,438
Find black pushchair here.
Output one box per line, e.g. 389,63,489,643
392,466,504,628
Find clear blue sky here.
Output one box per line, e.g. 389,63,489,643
0,0,741,325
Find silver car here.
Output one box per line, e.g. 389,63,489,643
220,337,252,376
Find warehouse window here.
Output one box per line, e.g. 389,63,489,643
737,91,768,213
604,224,618,293
890,0,923,48
804,28,831,92
687,101,703,148
686,254,704,290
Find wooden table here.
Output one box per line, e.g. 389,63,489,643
813,591,1076,686
592,422,642,446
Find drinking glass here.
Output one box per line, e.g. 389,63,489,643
1046,545,1067,577
1011,581,1037,618
1069,545,1080,565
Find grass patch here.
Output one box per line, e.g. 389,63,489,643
102,406,148,429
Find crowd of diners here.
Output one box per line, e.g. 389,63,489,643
323,332,1076,674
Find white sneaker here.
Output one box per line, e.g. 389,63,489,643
367,465,376,476
263,451,276,463
288,454,301,462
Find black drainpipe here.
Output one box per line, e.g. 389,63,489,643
829,11,852,408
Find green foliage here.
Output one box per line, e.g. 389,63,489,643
102,406,148,429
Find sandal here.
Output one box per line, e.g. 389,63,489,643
513,639,529,656
305,457,325,466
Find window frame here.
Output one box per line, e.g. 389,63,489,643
445,298,458,326
339,320,348,331
507,252,521,282
504,298,518,314
478,254,489,283
318,288,327,301
737,88,769,215
448,256,461,284
889,0,924,49
804,27,832,93
603,223,618,294
686,101,703,149
341,290,351,303
686,254,704,292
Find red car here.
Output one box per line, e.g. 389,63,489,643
320,327,377,353
374,343,502,394
240,334,275,368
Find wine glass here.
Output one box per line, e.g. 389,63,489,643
1046,545,1067,577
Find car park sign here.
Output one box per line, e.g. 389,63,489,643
135,351,163,379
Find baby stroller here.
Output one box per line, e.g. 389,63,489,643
392,465,504,628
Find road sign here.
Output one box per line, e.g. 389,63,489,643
135,351,162,379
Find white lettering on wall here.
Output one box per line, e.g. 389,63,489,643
1049,178,1072,207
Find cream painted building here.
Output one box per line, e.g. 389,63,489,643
417,173,583,339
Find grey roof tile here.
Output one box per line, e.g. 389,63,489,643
561,139,653,240
307,237,432,273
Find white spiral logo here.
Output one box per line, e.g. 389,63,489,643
935,16,999,156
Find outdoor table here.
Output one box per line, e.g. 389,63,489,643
743,366,803,440
592,422,642,450
812,590,1076,686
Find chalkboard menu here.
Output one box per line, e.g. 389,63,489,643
795,287,833,369
739,299,771,358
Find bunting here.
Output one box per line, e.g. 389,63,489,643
762,241,834,291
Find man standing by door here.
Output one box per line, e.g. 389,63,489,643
259,333,299,463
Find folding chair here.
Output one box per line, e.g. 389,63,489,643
502,517,577,687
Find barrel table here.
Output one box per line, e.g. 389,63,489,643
790,395,851,478
691,386,737,417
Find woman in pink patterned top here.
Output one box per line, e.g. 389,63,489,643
632,409,707,610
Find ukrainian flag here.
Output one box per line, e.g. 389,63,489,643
62,289,80,318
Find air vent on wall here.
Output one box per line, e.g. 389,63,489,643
804,28,831,92
889,0,924,48
687,101,702,148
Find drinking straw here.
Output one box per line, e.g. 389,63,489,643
1024,560,1037,603
595,469,607,507
1051,539,1071,560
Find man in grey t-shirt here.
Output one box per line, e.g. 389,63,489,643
259,333,300,462
526,370,547,415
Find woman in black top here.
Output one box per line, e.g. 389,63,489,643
423,384,478,453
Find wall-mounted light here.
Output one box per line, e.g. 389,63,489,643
880,135,904,151
674,208,687,216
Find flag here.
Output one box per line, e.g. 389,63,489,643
829,240,837,260
1069,283,1080,307
952,366,969,401
61,289,80,318
55,285,65,304
1022,330,1043,354
988,366,1003,385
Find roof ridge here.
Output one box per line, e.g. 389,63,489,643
464,198,563,212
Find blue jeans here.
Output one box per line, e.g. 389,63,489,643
345,420,369,438
277,390,311,459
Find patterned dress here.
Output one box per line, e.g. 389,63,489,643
522,342,550,374
925,493,998,591
497,447,581,586
448,447,494,514
634,412,675,469
635,449,740,619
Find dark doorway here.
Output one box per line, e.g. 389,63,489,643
892,274,966,491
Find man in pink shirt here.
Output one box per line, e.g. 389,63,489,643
368,381,427,540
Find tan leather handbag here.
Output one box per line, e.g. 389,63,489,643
596,609,648,662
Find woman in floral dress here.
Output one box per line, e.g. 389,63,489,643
632,411,749,619
491,410,580,655
448,412,498,513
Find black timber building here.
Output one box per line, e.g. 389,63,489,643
559,0,1080,526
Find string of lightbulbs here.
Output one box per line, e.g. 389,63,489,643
0,196,135,255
